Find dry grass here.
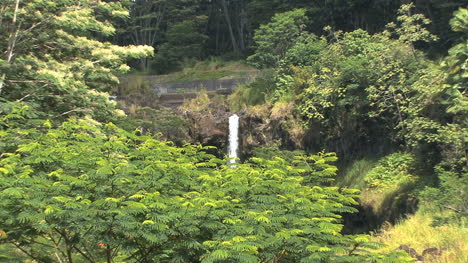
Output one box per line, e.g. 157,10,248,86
246,104,271,119
373,212,468,263
270,101,293,120
179,89,211,113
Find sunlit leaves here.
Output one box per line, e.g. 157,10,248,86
0,115,407,262
0,0,153,123
385,3,438,45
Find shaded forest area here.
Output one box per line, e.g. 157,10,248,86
111,0,465,73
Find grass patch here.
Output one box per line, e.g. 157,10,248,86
124,58,257,84
337,153,419,215
336,158,378,190
167,59,256,82
373,211,468,263
338,156,419,230
360,179,417,216
228,69,276,111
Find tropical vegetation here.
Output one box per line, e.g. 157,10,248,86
1,0,466,262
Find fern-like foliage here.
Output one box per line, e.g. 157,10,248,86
0,114,412,262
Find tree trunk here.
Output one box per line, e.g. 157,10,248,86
0,0,20,96
106,245,112,263
220,0,238,53
131,1,166,72
237,0,247,51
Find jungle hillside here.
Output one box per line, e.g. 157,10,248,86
0,0,466,262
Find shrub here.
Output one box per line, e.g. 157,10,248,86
365,153,416,190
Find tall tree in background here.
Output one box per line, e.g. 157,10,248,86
153,19,209,72
106,0,466,73
216,0,249,53
120,0,168,70
0,0,20,96
247,9,309,68
219,0,239,53
116,0,206,71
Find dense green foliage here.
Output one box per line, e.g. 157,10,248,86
247,9,309,69
152,19,209,72
235,4,467,227
111,0,466,72
0,115,412,262
364,153,416,190
0,0,152,123
1,0,466,262
0,1,426,262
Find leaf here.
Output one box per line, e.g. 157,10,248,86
142,220,155,225
210,249,230,260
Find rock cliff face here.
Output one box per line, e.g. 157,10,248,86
238,103,307,155
181,92,231,153
182,96,310,158
184,110,230,147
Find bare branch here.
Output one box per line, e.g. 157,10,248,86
11,242,43,262
54,252,64,263
53,109,89,119
73,244,96,263
0,0,20,96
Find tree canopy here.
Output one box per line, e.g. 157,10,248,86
0,0,153,122
110,0,466,72
0,115,411,262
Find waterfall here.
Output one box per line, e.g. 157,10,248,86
228,114,239,165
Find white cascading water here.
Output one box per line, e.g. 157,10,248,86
228,114,240,165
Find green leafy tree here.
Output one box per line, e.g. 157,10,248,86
291,28,427,154
0,117,210,262
410,8,467,224
0,113,411,262
154,19,209,73
238,3,456,162
115,0,205,71
444,8,468,94
384,3,438,47
247,9,309,69
0,0,153,123
117,0,168,70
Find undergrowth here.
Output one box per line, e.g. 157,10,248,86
336,158,378,190
373,211,468,263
